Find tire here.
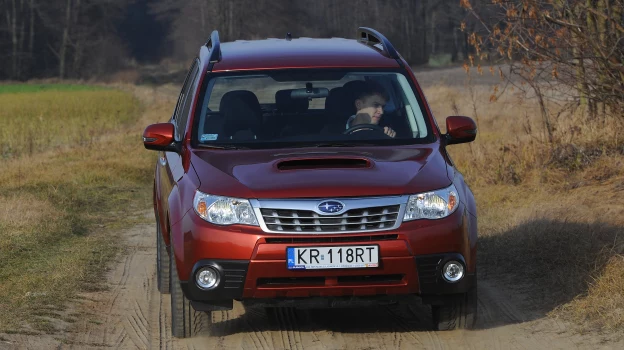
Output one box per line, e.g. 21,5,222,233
156,214,170,294
170,248,211,338
431,285,478,331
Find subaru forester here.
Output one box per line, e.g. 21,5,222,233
143,28,478,338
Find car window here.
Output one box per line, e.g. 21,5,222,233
206,76,352,111
174,60,199,140
194,69,433,148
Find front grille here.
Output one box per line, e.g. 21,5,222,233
261,205,400,233
265,234,398,244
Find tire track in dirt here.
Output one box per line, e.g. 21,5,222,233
241,307,272,349
56,222,162,349
41,214,623,350
274,308,299,350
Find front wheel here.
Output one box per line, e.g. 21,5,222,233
156,214,170,294
170,248,212,338
431,285,477,331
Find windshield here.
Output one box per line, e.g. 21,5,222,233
193,69,434,149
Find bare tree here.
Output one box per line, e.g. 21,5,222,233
2,0,37,79
461,0,624,122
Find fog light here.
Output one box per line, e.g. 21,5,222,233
196,266,220,290
442,261,464,283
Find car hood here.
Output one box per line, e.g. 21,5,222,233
190,145,452,199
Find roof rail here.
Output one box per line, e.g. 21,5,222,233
205,30,222,64
357,27,400,60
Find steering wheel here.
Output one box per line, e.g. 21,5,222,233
343,123,386,135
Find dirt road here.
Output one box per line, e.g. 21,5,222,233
11,213,608,350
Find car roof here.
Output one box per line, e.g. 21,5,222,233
210,37,401,72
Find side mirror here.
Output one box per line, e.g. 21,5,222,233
143,123,179,152
445,116,477,145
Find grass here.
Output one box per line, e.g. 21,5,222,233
557,256,624,331
0,83,171,333
0,84,105,94
0,89,140,159
423,80,624,334
426,53,454,68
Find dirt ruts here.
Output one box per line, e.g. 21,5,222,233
13,216,612,350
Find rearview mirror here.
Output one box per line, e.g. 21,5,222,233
445,116,477,145
290,87,329,99
143,123,179,152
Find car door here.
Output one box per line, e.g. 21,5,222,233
158,60,200,230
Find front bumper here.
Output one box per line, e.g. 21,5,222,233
175,203,477,307
181,252,476,306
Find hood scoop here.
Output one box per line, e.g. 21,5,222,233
276,157,371,170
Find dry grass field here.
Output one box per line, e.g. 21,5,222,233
0,83,171,333
0,86,140,158
418,69,624,333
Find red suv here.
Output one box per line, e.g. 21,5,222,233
144,28,478,338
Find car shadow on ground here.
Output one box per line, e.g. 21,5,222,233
209,299,436,337
475,218,623,330
204,219,621,336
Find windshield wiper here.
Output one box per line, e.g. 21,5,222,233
307,142,377,148
197,144,247,150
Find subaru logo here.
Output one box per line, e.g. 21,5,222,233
317,200,345,214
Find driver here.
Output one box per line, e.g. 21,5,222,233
345,80,396,138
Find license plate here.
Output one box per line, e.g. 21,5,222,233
287,245,379,270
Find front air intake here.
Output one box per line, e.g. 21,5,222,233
277,158,370,170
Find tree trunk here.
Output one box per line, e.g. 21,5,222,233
430,11,436,56
227,0,233,40
200,0,205,33
10,0,18,79
463,31,469,60
71,0,82,77
533,83,554,143
17,0,26,79
597,0,607,46
28,0,35,72
402,0,412,62
419,0,429,64
574,45,589,111
59,0,72,79
450,15,458,62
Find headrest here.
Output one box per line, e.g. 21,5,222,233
219,90,261,138
220,90,262,116
324,86,355,124
275,89,309,113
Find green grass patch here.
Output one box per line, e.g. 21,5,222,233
0,88,141,159
0,85,157,333
0,84,105,94
427,53,454,68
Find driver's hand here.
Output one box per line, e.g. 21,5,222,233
384,126,396,138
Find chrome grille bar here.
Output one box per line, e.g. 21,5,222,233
251,196,408,234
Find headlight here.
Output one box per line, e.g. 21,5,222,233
403,184,459,221
193,191,258,226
